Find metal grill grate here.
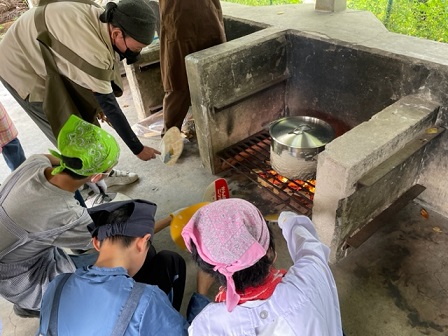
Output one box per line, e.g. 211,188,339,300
218,130,314,216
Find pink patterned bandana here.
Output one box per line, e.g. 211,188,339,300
181,198,269,312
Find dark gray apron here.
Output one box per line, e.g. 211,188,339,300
35,0,122,137
0,160,86,310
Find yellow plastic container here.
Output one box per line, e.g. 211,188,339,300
170,202,210,250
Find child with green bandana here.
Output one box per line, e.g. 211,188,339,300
0,115,122,317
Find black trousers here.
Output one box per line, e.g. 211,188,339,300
133,245,186,311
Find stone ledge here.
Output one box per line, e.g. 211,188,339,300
312,94,440,261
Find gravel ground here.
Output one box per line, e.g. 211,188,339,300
0,0,28,36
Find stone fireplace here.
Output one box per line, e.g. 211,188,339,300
126,3,448,261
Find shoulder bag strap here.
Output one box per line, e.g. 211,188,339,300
39,0,101,7
46,273,72,336
34,2,115,82
34,7,61,78
111,283,146,336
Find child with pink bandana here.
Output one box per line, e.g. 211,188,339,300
182,198,343,336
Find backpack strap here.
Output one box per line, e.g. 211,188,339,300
34,1,115,82
46,273,72,336
111,283,146,336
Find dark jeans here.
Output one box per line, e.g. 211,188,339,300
1,79,56,145
69,245,186,311
186,292,211,324
2,138,26,171
134,245,186,311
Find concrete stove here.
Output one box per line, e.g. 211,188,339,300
126,3,448,262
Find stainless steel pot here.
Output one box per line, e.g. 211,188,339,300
269,116,334,180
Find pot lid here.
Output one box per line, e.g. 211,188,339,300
269,116,335,149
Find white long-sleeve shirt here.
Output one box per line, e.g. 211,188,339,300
189,212,343,336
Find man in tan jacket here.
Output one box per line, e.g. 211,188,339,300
0,0,160,190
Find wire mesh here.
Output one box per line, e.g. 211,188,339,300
218,129,314,216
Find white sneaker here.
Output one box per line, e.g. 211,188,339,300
104,169,139,187
85,192,118,208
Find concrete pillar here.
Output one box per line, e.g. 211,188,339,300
124,44,165,121
315,0,346,12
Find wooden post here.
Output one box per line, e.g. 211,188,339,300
26,0,40,9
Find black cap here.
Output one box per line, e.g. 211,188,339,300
99,0,156,45
87,199,157,241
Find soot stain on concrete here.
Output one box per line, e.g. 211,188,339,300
353,264,371,280
226,115,234,135
386,279,446,333
382,242,447,333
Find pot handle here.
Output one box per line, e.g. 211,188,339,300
304,153,318,161
289,124,312,135
263,107,289,130
262,120,276,130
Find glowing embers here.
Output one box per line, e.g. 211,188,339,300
256,169,315,199
217,130,314,216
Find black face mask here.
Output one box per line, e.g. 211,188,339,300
113,45,141,65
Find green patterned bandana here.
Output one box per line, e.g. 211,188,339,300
49,115,120,176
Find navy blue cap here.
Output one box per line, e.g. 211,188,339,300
87,199,157,241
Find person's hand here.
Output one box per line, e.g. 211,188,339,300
278,211,297,229
97,111,112,127
197,269,215,296
86,180,107,194
137,145,161,161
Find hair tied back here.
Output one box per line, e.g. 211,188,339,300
100,2,117,23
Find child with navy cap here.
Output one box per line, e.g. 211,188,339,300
38,199,189,335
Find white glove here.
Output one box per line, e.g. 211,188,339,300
278,211,298,229
86,180,108,194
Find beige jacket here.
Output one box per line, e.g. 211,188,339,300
0,2,121,102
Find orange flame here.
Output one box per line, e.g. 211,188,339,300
256,169,316,199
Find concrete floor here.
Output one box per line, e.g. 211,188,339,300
1,79,447,336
